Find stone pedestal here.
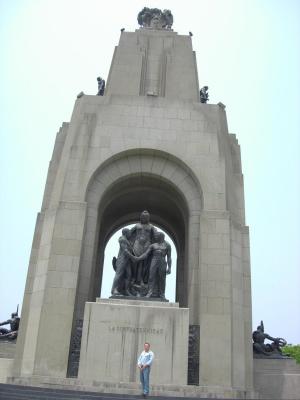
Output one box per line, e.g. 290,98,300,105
0,341,15,383
78,299,189,385
254,358,300,399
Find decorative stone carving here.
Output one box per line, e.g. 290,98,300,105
137,8,173,30
188,325,200,385
67,319,83,377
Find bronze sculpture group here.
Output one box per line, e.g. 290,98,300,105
137,7,173,30
111,210,172,300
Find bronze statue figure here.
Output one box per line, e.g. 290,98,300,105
111,228,135,296
252,321,287,357
97,77,105,96
135,231,172,299
200,86,209,103
129,210,157,289
0,306,20,341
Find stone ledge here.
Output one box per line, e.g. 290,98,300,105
96,298,179,308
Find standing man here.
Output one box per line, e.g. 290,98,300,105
137,342,154,397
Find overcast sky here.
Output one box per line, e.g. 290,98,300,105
0,0,299,344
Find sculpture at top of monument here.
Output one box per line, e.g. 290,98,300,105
137,7,173,30
200,86,209,103
0,306,20,341
252,320,288,358
97,77,105,96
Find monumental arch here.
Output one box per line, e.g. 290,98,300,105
10,10,255,398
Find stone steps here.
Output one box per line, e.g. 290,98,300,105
0,383,219,400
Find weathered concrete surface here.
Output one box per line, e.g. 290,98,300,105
254,358,300,399
0,359,13,383
0,341,16,359
0,342,16,383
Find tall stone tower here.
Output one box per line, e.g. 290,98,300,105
12,9,254,398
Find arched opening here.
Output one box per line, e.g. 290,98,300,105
68,150,203,377
90,173,188,308
101,223,177,301
74,149,203,320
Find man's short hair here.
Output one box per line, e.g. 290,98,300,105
144,342,150,346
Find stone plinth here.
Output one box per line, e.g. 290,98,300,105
78,299,189,385
0,341,16,359
0,341,16,383
254,358,300,399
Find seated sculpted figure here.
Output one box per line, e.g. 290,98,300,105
0,309,20,341
252,321,287,356
135,231,171,299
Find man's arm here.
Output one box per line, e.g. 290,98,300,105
124,249,138,262
134,246,153,262
0,320,9,327
137,353,143,369
265,333,276,342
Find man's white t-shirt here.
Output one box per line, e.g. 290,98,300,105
137,350,154,367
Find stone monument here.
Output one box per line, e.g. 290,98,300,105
4,7,299,399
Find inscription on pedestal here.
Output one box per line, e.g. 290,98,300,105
108,326,164,334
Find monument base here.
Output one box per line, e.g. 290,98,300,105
253,358,300,399
78,298,188,385
7,375,258,399
0,341,15,383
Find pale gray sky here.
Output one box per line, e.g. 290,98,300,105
0,0,299,343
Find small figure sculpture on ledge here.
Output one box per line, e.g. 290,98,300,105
200,86,209,103
137,8,173,30
0,306,20,341
110,210,172,301
97,77,105,96
252,321,288,358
